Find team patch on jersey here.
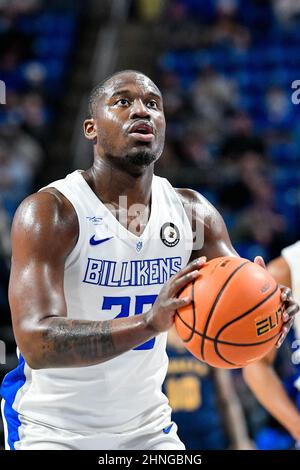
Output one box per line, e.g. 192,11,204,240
160,222,180,247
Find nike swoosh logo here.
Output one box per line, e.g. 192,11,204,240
163,423,174,434
89,235,113,246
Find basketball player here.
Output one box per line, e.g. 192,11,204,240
243,241,300,446
0,70,297,450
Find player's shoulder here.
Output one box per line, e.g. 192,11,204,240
175,187,218,219
12,188,78,243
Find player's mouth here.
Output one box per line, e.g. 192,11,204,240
128,121,155,143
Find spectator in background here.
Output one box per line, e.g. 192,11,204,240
263,85,295,135
157,71,197,171
211,0,251,52
155,141,181,174
217,111,267,212
218,150,266,212
0,140,31,213
0,0,41,17
0,123,44,223
191,66,237,141
133,0,166,22
159,71,189,139
232,174,288,258
21,92,48,141
220,111,265,162
273,0,300,24
216,0,238,16
0,123,43,172
178,127,213,169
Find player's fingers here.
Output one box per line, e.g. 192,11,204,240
280,286,292,302
171,296,192,310
170,269,201,296
279,286,299,321
276,318,294,348
253,256,266,269
282,303,299,322
276,329,288,349
172,257,206,281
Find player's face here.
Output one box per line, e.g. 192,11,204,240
88,73,166,171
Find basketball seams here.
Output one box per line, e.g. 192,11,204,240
213,284,280,366
188,280,196,343
176,309,281,348
201,260,249,360
175,258,283,368
213,330,281,367
175,281,195,343
214,284,279,342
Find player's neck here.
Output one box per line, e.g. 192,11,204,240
83,160,154,207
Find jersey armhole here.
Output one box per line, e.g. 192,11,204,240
156,176,194,253
41,185,86,270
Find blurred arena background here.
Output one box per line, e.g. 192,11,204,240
0,0,300,450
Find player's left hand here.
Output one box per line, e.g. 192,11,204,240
254,256,299,348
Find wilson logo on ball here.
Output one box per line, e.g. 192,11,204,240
255,304,284,337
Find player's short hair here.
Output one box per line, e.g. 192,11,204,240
87,69,148,118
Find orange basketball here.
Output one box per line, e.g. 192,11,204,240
175,256,284,369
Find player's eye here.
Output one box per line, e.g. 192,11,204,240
147,100,158,109
115,98,130,106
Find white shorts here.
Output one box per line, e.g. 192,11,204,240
3,417,185,451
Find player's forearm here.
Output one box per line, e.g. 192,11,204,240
243,362,300,436
215,369,251,448
21,314,156,369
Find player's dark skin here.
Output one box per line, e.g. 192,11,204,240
9,71,298,369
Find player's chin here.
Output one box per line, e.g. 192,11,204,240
125,147,157,167
124,141,151,161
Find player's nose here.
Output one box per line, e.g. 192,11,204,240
129,98,150,120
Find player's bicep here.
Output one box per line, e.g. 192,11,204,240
9,253,67,326
201,200,237,260
178,188,237,261
9,193,75,332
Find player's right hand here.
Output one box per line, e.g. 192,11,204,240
145,256,206,334
255,256,299,348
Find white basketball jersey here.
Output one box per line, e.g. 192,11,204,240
1,170,193,447
281,241,300,394
282,241,300,341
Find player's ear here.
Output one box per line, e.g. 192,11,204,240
83,118,97,142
